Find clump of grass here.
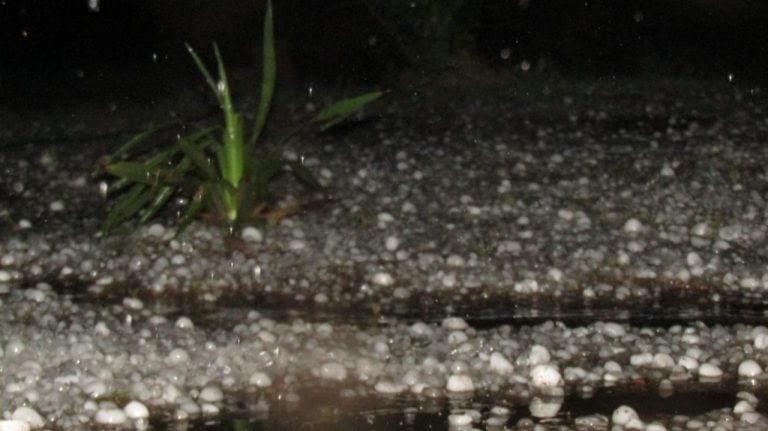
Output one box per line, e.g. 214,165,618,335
100,0,381,235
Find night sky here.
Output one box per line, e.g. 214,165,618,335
1,0,767,104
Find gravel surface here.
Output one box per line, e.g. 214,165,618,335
1,78,768,430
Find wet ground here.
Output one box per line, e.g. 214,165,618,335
1,76,768,430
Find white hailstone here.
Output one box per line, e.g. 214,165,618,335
201,403,220,415
198,385,224,402
371,272,394,286
123,401,149,419
530,364,563,388
249,372,273,388
6,340,24,355
653,353,675,369
547,268,563,282
175,316,194,330
122,297,144,310
170,254,186,265
678,356,699,371
446,374,475,392
318,362,347,381
755,333,768,349
447,331,468,345
686,252,703,267
448,413,473,427
441,317,469,330
18,219,31,229
94,321,111,336
377,212,394,224
690,222,710,237
698,363,723,378
623,218,643,234
409,322,434,339
441,273,457,288
611,405,639,426
0,270,11,282
446,254,465,267
601,322,625,338
166,348,190,365
147,223,165,237
392,287,410,299
374,381,406,394
489,352,514,374
630,353,653,367
660,164,675,177
84,380,108,398
529,396,563,418
49,200,64,212
288,239,306,251
528,345,551,366
738,360,763,378
11,407,44,429
646,422,667,431
384,236,400,251
0,420,31,431
241,226,263,243
740,277,760,290
94,408,127,426
514,279,539,293
734,400,755,415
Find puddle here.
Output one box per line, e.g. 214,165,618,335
150,387,749,431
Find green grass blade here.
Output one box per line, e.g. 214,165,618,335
186,44,220,102
177,137,218,180
287,160,324,191
138,185,175,224
249,0,276,147
107,126,163,162
105,162,157,184
101,183,149,232
312,91,383,131
176,183,210,234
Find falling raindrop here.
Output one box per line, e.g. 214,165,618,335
727,73,734,83
88,0,99,12
521,60,531,72
500,48,511,60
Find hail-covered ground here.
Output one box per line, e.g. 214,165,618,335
1,78,768,430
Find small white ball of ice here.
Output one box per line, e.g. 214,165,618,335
623,218,642,234
11,407,44,429
528,345,551,366
447,413,473,426
738,360,763,378
0,420,31,431
446,374,475,392
371,272,394,286
249,372,273,388
318,362,347,381
94,408,127,425
374,381,406,394
530,364,563,388
384,236,400,251
611,405,639,426
198,385,224,402
175,316,194,330
123,401,149,419
241,226,263,242
489,352,514,374
441,317,469,330
698,363,723,378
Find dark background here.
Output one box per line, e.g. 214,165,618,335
2,0,767,104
